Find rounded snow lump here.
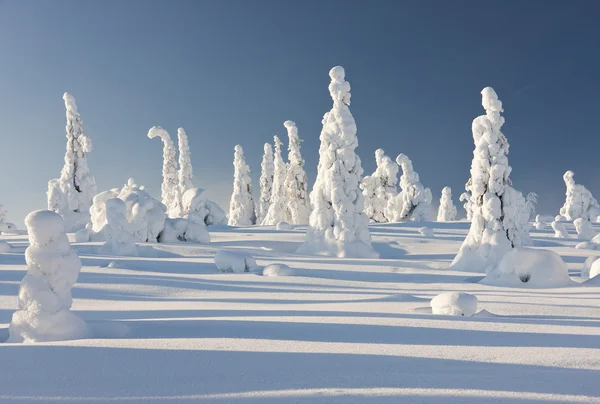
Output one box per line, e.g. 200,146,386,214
276,222,293,231
0,240,11,253
419,227,434,237
589,258,600,280
214,250,257,273
263,263,296,277
431,292,478,317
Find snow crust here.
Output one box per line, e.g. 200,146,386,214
386,154,432,222
430,292,478,317
214,250,257,273
8,210,87,342
283,121,310,225
437,186,457,222
361,149,398,223
228,145,256,226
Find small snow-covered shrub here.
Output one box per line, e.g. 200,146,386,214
8,210,87,343
574,218,596,240
437,186,457,222
534,214,548,230
552,221,569,239
481,248,572,288
361,149,398,223
214,250,257,273
576,233,600,250
262,263,297,277
386,153,432,222
430,292,478,317
559,171,600,221
182,188,227,226
581,256,597,279
276,222,293,231
99,198,137,256
0,240,11,253
158,217,210,243
419,227,434,237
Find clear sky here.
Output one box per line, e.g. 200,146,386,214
1,0,599,226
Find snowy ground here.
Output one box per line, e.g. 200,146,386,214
1,222,599,403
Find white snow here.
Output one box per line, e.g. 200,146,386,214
262,263,298,277
99,198,137,256
430,292,478,317
450,88,529,273
559,170,600,221
481,248,573,288
419,227,434,237
214,250,257,273
228,145,256,226
552,220,570,239
283,121,310,225
574,218,596,240
0,240,11,253
386,153,432,222
181,188,227,226
581,256,597,279
589,258,600,279
437,186,457,222
159,217,210,244
256,143,274,225
361,149,399,223
47,93,97,232
276,221,293,231
297,66,377,258
8,210,87,342
534,214,548,230
148,126,183,218
262,136,289,225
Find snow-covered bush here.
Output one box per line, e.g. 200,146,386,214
0,205,16,233
263,263,298,277
0,240,11,253
552,220,569,239
559,171,600,221
177,128,194,194
419,227,434,237
450,88,529,273
430,292,478,317
386,154,432,222
8,210,87,343
158,217,210,243
581,256,597,279
574,218,596,240
437,186,457,222
534,215,547,230
99,198,137,256
361,149,399,223
481,248,573,288
47,93,97,232
283,121,310,225
296,66,377,258
262,136,290,225
575,233,600,250
214,250,257,273
228,145,256,226
276,221,293,230
148,126,183,218
181,188,227,226
256,143,274,225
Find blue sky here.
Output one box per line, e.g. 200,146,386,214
1,0,599,226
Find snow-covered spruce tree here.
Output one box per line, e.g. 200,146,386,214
256,143,274,224
386,153,432,222
460,180,474,221
283,120,310,225
100,198,137,256
228,145,256,226
47,93,97,232
262,136,289,225
177,127,194,194
450,87,529,273
0,204,16,233
437,186,457,222
147,126,183,218
559,171,600,221
296,66,377,258
526,192,538,221
361,149,399,223
8,210,87,342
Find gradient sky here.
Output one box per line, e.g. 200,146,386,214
1,0,599,226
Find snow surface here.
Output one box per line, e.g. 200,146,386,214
1,220,600,402
430,292,478,317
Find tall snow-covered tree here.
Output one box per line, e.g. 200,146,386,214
283,120,310,224
256,143,274,224
297,66,377,258
460,180,474,221
148,126,183,218
525,192,538,221
262,136,289,225
47,93,97,231
450,87,529,273
228,145,256,226
559,171,600,221
437,186,457,222
386,154,432,222
177,127,194,194
361,149,398,223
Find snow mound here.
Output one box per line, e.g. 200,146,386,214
159,218,210,243
214,250,257,273
551,221,569,238
589,259,600,280
574,218,596,240
419,227,434,237
276,222,293,231
0,240,11,253
430,292,478,317
481,248,573,288
575,233,600,250
262,263,298,277
182,188,227,226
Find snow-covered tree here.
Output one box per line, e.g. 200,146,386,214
8,210,87,342
0,204,16,233
262,136,289,225
559,171,600,221
283,120,310,224
450,87,529,273
257,143,274,224
100,198,137,256
177,127,194,194
437,186,457,222
361,149,399,223
228,145,256,226
386,154,432,222
296,66,377,258
460,179,474,221
148,126,183,218
574,217,596,240
47,93,97,232
526,192,538,221
182,188,227,226
552,220,569,238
